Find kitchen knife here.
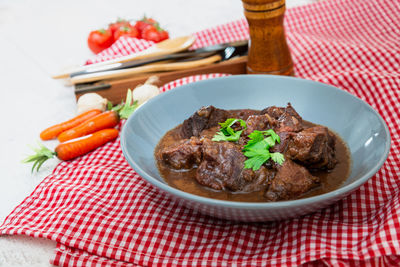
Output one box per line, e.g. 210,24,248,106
70,40,248,78
70,42,248,85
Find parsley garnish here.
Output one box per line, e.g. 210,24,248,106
211,118,284,170
212,118,247,142
243,130,285,171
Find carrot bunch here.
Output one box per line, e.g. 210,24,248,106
23,90,137,172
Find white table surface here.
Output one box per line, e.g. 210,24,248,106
0,0,314,265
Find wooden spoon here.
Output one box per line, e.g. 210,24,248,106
52,35,196,79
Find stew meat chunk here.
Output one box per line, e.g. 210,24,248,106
157,103,338,201
161,137,202,169
196,139,274,192
264,159,319,201
287,126,337,169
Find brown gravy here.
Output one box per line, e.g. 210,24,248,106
155,122,351,202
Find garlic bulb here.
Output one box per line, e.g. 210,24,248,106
77,93,108,114
132,77,160,106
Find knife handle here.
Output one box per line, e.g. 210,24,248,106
71,54,222,85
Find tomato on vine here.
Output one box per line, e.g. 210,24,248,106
108,18,131,35
114,26,139,40
87,29,114,54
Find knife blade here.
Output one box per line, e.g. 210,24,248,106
70,40,248,78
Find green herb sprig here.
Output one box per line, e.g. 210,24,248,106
212,118,247,142
242,130,285,171
107,89,138,119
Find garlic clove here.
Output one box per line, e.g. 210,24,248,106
132,84,160,106
77,93,108,114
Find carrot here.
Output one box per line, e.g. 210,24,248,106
23,128,119,172
56,128,119,160
40,109,102,140
57,89,137,143
58,110,120,142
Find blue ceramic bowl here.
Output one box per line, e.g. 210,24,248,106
120,75,390,222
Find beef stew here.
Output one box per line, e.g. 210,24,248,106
155,104,351,202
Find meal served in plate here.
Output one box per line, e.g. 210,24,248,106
155,103,351,202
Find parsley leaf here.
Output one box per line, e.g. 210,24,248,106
243,129,285,170
212,130,243,142
264,136,276,147
244,130,265,148
271,152,285,165
263,129,281,144
212,118,247,142
244,154,270,171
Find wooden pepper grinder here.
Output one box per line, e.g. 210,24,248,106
242,0,294,75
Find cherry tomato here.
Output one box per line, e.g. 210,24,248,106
142,25,164,42
87,29,114,54
145,18,157,24
134,17,157,37
108,19,131,35
158,30,169,42
113,26,139,40
134,21,149,36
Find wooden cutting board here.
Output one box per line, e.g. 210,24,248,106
74,56,248,104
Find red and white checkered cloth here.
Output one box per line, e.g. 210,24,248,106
2,0,400,266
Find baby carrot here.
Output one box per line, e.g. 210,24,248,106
23,128,119,172
58,110,119,143
57,89,137,143
40,109,102,140
56,128,119,160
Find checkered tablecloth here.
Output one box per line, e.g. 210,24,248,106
1,0,400,266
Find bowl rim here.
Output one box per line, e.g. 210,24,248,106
121,74,391,209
